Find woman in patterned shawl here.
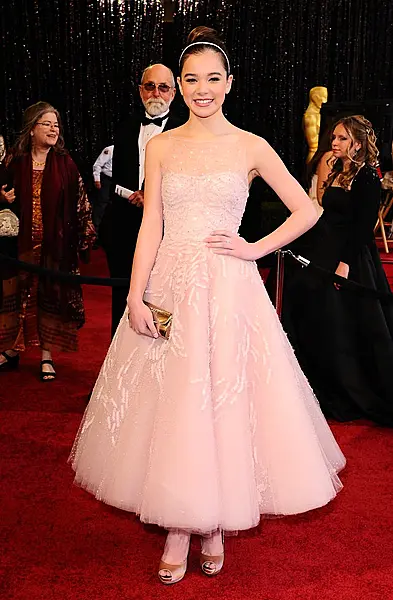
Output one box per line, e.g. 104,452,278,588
0,101,95,380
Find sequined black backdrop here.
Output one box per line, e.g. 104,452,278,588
174,0,393,173
0,0,164,174
1,0,393,178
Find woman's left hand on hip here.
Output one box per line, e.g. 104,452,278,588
205,230,259,261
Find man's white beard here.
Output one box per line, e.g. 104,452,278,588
144,97,170,117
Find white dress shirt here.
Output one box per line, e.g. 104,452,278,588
93,145,114,181
138,111,169,189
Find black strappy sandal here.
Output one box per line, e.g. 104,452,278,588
0,351,20,371
40,359,56,381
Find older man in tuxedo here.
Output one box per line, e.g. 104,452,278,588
105,63,180,337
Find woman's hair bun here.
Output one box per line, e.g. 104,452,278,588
180,26,230,75
187,26,221,46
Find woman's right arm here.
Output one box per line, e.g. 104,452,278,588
127,136,164,338
316,151,334,205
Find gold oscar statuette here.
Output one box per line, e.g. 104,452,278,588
303,86,328,163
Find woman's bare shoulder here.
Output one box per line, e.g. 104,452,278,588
322,150,334,165
234,128,271,152
159,125,189,140
145,131,173,156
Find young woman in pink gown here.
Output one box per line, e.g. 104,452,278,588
70,26,345,584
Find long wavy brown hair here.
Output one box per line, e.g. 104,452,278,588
12,101,67,157
325,115,379,190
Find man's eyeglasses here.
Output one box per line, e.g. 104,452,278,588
36,121,60,129
141,82,172,93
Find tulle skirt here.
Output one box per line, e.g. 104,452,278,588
70,241,345,534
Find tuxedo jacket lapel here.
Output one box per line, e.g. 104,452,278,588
163,114,181,133
112,115,142,193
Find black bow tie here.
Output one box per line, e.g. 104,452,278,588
141,115,167,127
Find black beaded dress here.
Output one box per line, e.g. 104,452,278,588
281,165,393,426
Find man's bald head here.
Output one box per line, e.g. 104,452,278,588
141,64,175,87
139,63,176,117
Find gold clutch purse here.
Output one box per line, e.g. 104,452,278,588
144,301,172,340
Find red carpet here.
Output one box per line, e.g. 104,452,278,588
1,249,393,600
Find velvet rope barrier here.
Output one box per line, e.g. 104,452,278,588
0,254,129,287
1,252,393,302
278,250,393,303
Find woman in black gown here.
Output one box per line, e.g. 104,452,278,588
282,115,393,426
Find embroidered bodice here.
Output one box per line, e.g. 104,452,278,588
161,135,249,246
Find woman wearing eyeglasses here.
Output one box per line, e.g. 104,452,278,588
0,101,95,380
